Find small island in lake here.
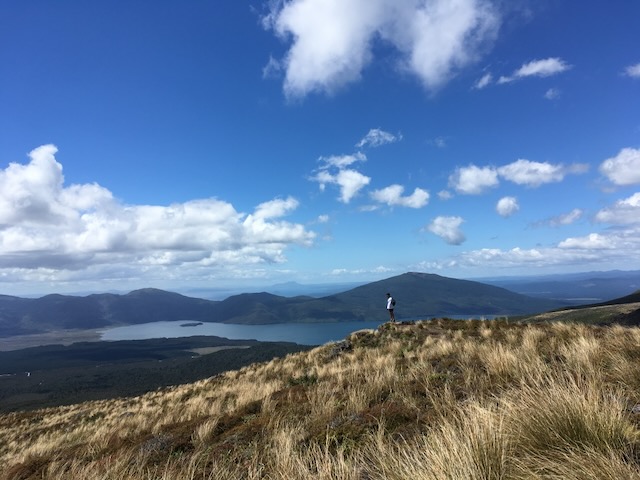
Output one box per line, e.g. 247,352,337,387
180,322,203,328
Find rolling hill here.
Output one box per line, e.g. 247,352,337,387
522,289,640,326
0,272,568,336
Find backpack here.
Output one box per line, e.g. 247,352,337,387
391,298,396,307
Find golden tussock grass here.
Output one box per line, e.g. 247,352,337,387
3,318,640,479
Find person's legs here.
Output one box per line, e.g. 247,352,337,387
388,309,395,322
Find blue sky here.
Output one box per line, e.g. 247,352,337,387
1,0,639,296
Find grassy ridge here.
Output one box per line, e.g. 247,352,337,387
3,318,640,479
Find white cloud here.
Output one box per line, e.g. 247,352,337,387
624,63,640,78
558,233,615,250
544,87,560,100
429,136,447,148
0,146,315,279
262,55,282,79
498,57,571,84
332,169,371,203
595,192,640,225
312,151,371,203
448,164,499,194
419,228,640,272
427,215,466,245
497,159,564,187
370,184,429,208
264,0,500,98
496,196,519,217
547,208,583,227
438,190,453,200
330,265,393,276
599,148,640,185
319,152,367,169
356,128,401,148
0,144,114,226
473,72,492,89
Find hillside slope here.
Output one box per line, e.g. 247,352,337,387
3,318,640,479
523,289,640,325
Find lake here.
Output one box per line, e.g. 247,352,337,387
100,315,498,346
101,320,387,346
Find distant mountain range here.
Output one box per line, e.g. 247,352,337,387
0,272,571,337
478,270,640,303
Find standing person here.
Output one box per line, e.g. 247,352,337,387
386,292,396,322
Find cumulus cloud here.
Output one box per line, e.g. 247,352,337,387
599,148,640,185
371,184,429,208
498,57,571,84
417,228,640,272
558,233,615,250
496,196,519,217
417,193,640,273
312,151,371,203
497,159,564,187
447,159,587,195
264,0,500,98
624,63,640,78
427,215,466,245
0,145,114,226
595,192,640,225
0,145,315,279
313,168,371,203
448,164,499,194
356,128,401,148
498,159,588,187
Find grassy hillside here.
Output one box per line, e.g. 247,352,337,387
521,290,640,326
3,318,640,479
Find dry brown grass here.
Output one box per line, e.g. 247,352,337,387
3,318,640,479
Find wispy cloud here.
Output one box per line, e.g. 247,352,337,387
429,136,448,148
532,208,583,228
550,208,583,226
356,128,402,148
624,63,640,78
263,0,501,98
544,87,561,100
498,57,571,84
473,72,493,89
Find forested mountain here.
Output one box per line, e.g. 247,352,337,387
0,273,567,336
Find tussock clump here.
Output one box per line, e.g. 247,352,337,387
3,318,640,479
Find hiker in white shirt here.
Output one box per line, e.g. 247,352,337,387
386,293,396,322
